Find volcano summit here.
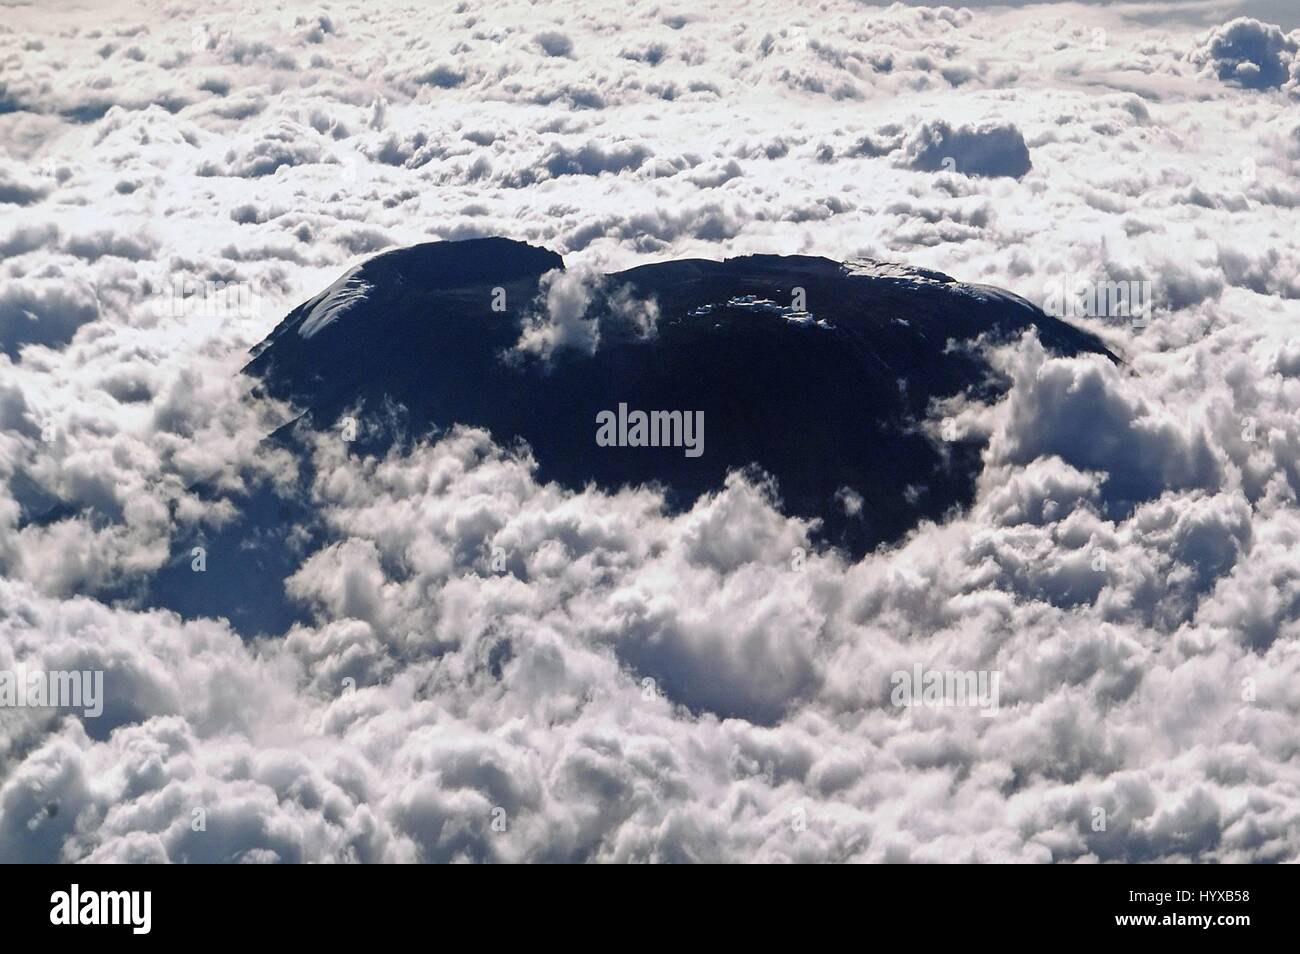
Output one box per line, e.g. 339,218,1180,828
244,237,1114,560
148,237,1118,638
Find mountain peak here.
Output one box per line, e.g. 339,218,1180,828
363,237,564,289
244,238,1113,558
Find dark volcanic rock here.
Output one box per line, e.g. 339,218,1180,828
244,237,1112,558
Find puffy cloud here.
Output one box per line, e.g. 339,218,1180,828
510,267,602,360
534,32,574,59
899,120,1033,179
0,163,50,205
540,140,652,179
510,266,658,361
196,119,330,178
990,339,1220,509
1190,17,1299,89
0,280,100,358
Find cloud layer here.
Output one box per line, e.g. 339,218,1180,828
1,0,1299,862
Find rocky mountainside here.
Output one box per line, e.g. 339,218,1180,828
245,237,1113,554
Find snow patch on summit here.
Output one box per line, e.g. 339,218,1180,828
841,260,957,287
298,265,373,339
